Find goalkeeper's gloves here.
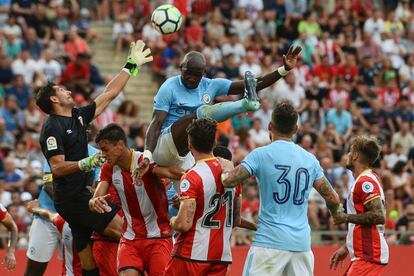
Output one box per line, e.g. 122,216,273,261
123,40,153,76
78,152,106,172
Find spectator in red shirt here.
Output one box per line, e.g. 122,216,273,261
328,78,350,108
64,30,91,61
337,54,358,84
242,183,260,221
185,18,204,47
312,55,338,87
60,53,93,98
378,78,401,113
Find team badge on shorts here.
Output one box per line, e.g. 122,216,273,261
46,136,58,151
180,179,190,192
362,182,374,193
203,94,211,104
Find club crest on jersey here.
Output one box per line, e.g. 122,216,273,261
78,116,84,126
202,93,211,104
362,182,374,193
46,136,57,151
180,179,190,192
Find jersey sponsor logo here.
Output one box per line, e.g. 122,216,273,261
203,93,211,104
180,179,190,192
362,181,374,193
113,178,121,186
46,136,58,151
66,129,72,134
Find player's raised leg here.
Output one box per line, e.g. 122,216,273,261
196,71,260,122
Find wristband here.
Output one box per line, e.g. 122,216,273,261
277,66,289,77
123,62,138,76
143,150,153,162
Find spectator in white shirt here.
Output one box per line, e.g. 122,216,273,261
240,51,262,76
363,9,384,44
112,14,134,56
230,8,254,43
274,74,306,111
36,49,61,82
253,98,272,130
11,49,39,84
221,33,246,64
391,122,414,156
384,144,408,169
202,39,222,66
248,118,270,147
238,0,263,20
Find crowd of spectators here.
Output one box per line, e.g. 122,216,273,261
1,0,414,249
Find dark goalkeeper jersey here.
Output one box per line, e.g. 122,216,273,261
39,102,96,204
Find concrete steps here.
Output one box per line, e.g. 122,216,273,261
90,23,159,122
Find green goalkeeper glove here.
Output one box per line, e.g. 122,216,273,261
78,152,106,172
123,40,153,76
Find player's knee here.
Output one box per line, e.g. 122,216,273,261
78,246,96,269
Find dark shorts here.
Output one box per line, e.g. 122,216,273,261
55,196,118,252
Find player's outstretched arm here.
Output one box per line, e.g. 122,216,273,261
170,199,196,233
221,164,250,188
344,197,385,225
227,45,302,95
94,40,153,119
1,213,18,271
313,177,346,224
153,165,185,180
48,152,105,178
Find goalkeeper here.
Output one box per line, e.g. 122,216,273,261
36,40,152,276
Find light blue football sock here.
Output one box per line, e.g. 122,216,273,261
196,98,261,122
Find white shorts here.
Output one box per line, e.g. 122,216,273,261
27,216,60,262
243,246,314,276
153,127,194,173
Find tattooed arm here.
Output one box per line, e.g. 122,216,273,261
345,197,385,225
313,177,346,224
170,199,196,233
221,165,251,188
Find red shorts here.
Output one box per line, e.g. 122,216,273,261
164,256,229,276
92,240,118,276
117,237,172,275
345,260,386,276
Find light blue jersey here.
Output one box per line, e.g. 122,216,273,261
38,145,101,212
241,140,324,252
153,76,232,132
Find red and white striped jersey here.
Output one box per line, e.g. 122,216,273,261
346,169,389,264
173,157,236,263
0,204,7,221
100,150,172,240
52,215,81,276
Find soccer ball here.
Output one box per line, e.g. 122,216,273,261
151,4,183,35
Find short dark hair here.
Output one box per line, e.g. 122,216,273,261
213,145,232,161
271,101,298,135
186,118,217,154
95,123,127,145
351,136,381,166
35,82,56,114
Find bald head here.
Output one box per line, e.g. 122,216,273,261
180,51,206,89
181,51,206,71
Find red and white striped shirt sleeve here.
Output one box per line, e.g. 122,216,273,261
355,176,381,205
179,171,201,200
